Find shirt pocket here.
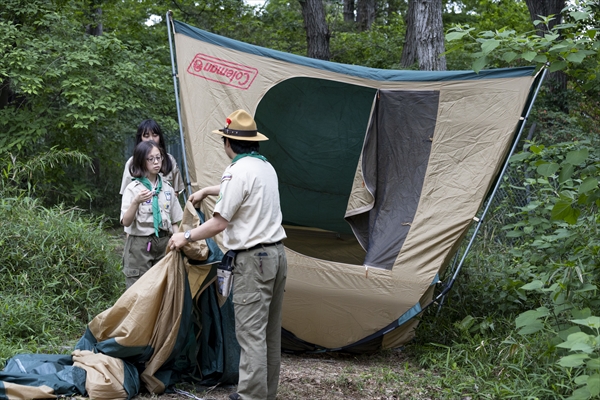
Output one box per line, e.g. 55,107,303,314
137,202,154,224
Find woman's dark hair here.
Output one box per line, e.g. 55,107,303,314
129,141,163,178
136,119,173,175
224,137,260,154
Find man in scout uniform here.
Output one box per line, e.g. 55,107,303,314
169,109,287,400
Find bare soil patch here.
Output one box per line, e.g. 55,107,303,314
135,350,444,400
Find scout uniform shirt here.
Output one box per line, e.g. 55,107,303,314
120,179,183,236
214,156,286,250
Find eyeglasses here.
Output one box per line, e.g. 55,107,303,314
146,155,163,163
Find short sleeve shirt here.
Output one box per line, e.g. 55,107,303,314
120,179,183,236
120,153,184,195
214,157,286,250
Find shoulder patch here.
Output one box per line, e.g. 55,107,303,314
221,173,232,183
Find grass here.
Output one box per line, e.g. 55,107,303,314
0,194,123,364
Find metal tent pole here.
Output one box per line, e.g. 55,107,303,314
166,11,192,202
433,65,549,311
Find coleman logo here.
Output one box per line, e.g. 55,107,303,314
187,54,258,90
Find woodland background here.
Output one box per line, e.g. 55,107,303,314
0,0,599,398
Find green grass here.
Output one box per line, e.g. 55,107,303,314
0,194,123,364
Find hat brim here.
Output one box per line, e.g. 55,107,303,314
212,129,269,141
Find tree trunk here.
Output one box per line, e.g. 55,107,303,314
401,0,446,71
524,0,567,107
299,0,331,60
400,0,416,67
356,0,375,31
525,0,565,35
85,2,103,36
0,79,11,109
343,0,355,23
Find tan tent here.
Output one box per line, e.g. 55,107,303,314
169,16,541,351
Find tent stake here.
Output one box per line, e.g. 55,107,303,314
166,11,192,201
432,65,549,314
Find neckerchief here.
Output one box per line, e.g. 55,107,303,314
135,175,163,237
232,151,268,163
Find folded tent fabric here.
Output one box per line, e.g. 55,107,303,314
1,206,234,399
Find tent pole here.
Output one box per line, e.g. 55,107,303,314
433,65,549,312
166,11,192,201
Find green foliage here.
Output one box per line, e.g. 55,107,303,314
246,0,307,54
330,15,406,68
0,0,177,214
0,194,123,364
1,146,93,201
445,2,599,94
501,140,600,399
412,124,599,398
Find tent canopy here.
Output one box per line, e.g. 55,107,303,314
171,18,537,351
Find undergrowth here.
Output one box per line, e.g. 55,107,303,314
410,138,600,399
0,194,123,364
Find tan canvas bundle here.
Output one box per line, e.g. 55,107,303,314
179,201,209,261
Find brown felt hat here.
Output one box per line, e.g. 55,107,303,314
212,109,269,141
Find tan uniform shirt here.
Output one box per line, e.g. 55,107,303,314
214,156,286,250
120,179,183,236
120,153,184,195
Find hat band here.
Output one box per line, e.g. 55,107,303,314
220,128,258,137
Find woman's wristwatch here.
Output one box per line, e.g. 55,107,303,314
184,230,193,242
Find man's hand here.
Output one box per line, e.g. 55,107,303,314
188,189,207,205
170,232,186,250
168,213,228,251
188,185,220,205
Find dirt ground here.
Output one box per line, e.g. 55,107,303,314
135,350,443,400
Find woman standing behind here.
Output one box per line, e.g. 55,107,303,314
120,140,183,288
120,119,185,197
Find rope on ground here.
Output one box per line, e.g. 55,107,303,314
173,388,205,400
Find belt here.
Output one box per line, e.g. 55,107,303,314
242,241,282,253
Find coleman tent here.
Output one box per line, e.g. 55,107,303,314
168,17,542,352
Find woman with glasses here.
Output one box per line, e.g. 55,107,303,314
119,119,185,197
120,140,183,288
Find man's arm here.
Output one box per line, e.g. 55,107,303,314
188,185,220,204
169,212,228,250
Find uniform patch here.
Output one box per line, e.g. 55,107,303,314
165,191,172,201
145,199,152,204
221,173,232,182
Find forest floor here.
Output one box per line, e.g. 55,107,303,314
134,349,449,400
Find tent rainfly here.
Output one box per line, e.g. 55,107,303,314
168,16,542,352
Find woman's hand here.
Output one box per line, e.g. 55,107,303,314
135,189,153,204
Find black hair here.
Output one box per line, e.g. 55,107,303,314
223,137,260,154
136,119,173,175
129,141,164,178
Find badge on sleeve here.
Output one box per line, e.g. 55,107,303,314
165,191,172,201
221,173,232,182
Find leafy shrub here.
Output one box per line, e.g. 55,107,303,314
413,139,599,399
0,194,123,364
